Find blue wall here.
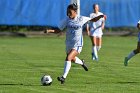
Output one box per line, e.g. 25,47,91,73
0,0,140,27
80,0,140,27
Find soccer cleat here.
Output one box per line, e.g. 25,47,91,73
81,60,88,71
95,58,99,61
124,57,129,66
57,76,65,84
92,53,95,60
92,53,98,61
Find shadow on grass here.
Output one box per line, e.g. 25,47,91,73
86,81,139,84
0,32,26,37
117,81,139,84
0,83,42,86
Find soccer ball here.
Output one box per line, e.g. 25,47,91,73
41,75,52,86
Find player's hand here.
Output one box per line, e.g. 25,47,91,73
44,29,55,33
104,15,107,20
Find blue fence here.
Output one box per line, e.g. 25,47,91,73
0,0,140,27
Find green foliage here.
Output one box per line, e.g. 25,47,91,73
106,27,138,32
0,26,48,32
0,36,140,93
0,25,139,32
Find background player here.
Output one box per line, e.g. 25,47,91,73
124,20,140,66
57,4,105,84
86,4,106,61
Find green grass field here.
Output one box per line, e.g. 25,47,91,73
0,36,140,93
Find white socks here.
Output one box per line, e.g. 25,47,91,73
92,46,98,59
74,57,83,65
62,57,83,78
63,61,71,78
96,46,101,51
127,51,136,60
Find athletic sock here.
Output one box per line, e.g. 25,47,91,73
127,51,135,60
92,46,98,59
96,46,101,51
74,57,83,65
62,61,71,78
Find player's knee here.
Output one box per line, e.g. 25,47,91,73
66,56,73,61
71,59,75,62
92,43,96,46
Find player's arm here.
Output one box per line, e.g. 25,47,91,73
44,29,61,33
101,15,107,30
90,15,106,22
44,28,63,37
101,22,105,30
45,18,67,33
86,23,90,36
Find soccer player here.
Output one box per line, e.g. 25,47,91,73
86,4,106,61
57,4,105,84
124,20,140,66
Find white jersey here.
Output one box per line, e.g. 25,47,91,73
58,15,91,53
89,12,105,37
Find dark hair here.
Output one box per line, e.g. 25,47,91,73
93,4,98,9
137,23,140,28
67,3,78,16
67,3,78,11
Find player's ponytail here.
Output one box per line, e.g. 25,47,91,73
137,20,140,29
73,3,78,10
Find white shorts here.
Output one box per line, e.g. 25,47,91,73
90,30,103,38
66,46,82,54
90,33,103,38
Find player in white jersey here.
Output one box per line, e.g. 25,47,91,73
86,4,106,61
57,4,105,84
124,20,140,66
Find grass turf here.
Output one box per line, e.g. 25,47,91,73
0,36,140,93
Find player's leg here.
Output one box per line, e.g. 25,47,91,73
96,37,102,51
57,49,77,84
71,47,83,65
67,48,88,72
90,36,98,61
63,49,78,77
57,49,81,84
58,48,88,84
134,42,140,54
71,47,88,71
124,42,140,66
57,59,70,84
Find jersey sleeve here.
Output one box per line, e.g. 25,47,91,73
138,20,140,24
58,18,67,30
100,12,105,22
90,13,95,18
81,16,91,25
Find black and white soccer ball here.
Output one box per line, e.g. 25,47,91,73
41,75,52,86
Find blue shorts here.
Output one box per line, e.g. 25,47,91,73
138,32,140,42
